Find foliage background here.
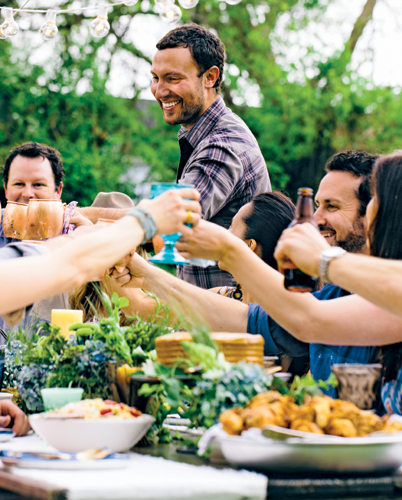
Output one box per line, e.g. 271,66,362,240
0,0,401,206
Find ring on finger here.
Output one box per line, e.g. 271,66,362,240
185,210,193,224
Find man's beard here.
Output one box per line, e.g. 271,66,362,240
163,79,205,127
333,217,367,254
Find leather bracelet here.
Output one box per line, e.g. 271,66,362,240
125,207,158,244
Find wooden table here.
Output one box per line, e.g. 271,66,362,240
2,443,402,500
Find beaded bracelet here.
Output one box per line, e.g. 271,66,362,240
125,207,158,244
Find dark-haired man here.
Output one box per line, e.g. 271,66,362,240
112,150,387,398
151,24,270,288
316,150,377,253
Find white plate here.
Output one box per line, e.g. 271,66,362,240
217,429,402,474
263,424,402,444
0,451,129,470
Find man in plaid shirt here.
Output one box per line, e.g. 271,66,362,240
151,24,270,288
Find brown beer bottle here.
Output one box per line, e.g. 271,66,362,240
284,187,319,292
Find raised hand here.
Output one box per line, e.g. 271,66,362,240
138,188,201,237
274,223,331,276
176,220,233,262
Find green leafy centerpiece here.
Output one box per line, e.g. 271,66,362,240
3,292,173,413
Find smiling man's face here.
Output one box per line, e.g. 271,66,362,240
151,47,208,130
314,170,367,254
4,155,62,204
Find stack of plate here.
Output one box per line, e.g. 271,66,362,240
155,332,264,367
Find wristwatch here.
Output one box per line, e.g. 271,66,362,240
319,247,347,284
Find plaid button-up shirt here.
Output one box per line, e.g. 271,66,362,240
177,96,270,289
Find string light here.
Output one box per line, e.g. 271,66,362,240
89,5,110,38
154,0,174,14
0,0,243,42
178,0,199,9
39,10,58,40
0,25,7,40
1,7,19,37
160,3,182,23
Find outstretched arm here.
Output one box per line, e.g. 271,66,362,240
176,220,402,346
111,253,249,332
0,189,201,316
75,207,128,224
274,223,402,318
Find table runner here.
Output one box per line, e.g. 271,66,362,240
0,435,267,500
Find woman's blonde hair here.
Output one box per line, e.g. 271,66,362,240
69,245,148,323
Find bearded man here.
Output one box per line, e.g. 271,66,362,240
151,24,270,289
111,151,386,398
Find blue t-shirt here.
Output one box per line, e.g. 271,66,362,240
247,284,380,398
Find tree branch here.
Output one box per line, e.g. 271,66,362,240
345,0,377,55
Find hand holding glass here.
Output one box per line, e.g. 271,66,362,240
149,182,194,265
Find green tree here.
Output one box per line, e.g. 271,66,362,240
1,0,401,205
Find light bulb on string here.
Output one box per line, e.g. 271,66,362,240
89,6,110,38
159,3,182,23
39,10,58,41
0,25,8,40
1,7,19,37
154,0,174,14
178,0,199,9
123,0,138,5
224,0,242,5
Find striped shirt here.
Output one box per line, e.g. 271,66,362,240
177,96,270,289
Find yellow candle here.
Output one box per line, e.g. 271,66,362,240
51,309,83,340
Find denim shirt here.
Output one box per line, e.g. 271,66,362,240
247,284,380,398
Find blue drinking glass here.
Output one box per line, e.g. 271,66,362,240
149,182,194,265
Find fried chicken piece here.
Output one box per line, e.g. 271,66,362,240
289,404,316,423
242,405,282,429
380,420,402,434
245,391,292,409
267,401,291,428
325,417,357,437
310,396,332,429
220,408,244,435
290,419,324,434
353,412,383,436
330,400,361,415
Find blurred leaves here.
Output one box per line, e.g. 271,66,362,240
1,0,401,202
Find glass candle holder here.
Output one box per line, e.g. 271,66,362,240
41,387,84,412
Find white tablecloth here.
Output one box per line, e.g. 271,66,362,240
0,435,267,500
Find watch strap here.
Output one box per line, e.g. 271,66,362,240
125,207,158,245
319,248,347,284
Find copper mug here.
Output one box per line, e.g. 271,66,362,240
27,199,64,240
2,201,28,239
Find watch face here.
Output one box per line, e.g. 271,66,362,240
323,247,346,258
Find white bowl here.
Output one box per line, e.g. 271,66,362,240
29,413,154,452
